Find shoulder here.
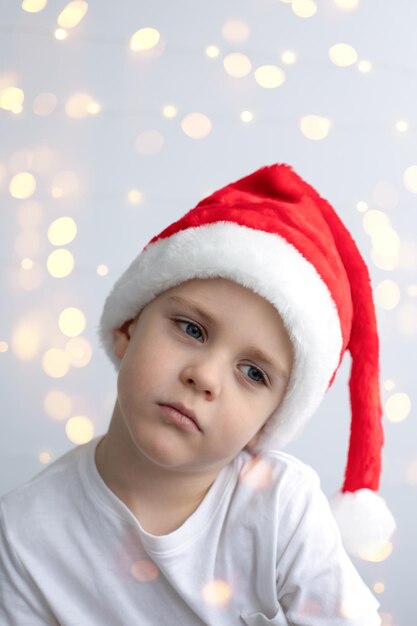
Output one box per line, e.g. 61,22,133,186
0,438,99,537
239,448,321,495
233,448,324,524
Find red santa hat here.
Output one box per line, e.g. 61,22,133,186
99,163,395,555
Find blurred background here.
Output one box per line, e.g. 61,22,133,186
0,0,416,623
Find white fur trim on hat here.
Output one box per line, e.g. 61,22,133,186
100,222,343,448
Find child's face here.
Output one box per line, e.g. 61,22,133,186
112,278,293,475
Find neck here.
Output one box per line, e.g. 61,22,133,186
94,405,221,535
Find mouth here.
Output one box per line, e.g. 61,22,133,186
158,402,202,433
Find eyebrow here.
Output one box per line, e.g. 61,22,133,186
167,295,289,381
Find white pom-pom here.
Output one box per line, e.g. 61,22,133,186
330,489,396,557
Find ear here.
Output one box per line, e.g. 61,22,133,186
113,318,136,361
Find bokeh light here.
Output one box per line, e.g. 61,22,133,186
39,451,52,464
254,65,286,88
300,115,331,140
11,323,41,360
9,172,36,199
240,110,254,123
384,379,395,391
131,559,159,582
181,113,212,139
22,0,48,12
281,50,297,64
403,165,417,193
357,60,372,73
97,264,109,276
65,337,92,368
66,415,95,444
205,45,220,59
395,120,408,132
221,20,250,44
130,28,160,51
356,201,368,212
240,457,273,489
162,105,177,119
371,226,400,256
223,53,252,78
42,348,71,378
47,249,75,278
374,280,401,310
65,93,100,118
373,582,385,594
48,217,77,246
292,0,317,18
57,1,88,29
0,86,24,113
407,284,417,297
371,248,400,271
32,92,58,116
21,257,33,269
44,390,73,420
359,540,393,562
201,579,232,606
0,341,8,353
385,392,411,423
135,130,164,155
127,189,143,204
58,307,86,337
329,43,358,67
54,29,68,41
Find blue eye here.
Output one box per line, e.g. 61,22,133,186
177,320,204,341
240,364,266,385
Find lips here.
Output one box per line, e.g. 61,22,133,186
158,402,202,432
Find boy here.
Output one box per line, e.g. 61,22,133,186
0,164,395,624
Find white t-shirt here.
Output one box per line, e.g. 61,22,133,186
0,436,380,625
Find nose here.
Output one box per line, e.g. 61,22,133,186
180,354,222,399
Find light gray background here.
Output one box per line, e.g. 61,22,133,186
1,1,416,623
